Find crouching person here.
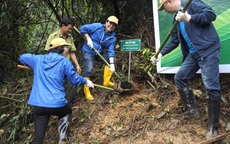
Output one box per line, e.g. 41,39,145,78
19,38,94,143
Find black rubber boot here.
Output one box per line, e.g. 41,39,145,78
178,87,199,118
58,114,72,143
206,99,221,140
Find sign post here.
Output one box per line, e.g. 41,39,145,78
120,39,141,82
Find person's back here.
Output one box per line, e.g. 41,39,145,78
20,52,79,107
19,38,94,143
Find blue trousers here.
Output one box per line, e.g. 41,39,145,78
174,51,221,100
82,51,109,77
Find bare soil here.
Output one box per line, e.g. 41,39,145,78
45,75,230,144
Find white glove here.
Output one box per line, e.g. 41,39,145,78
87,37,93,48
175,11,191,22
85,80,94,88
109,64,115,72
150,53,162,64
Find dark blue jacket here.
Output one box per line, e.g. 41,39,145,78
161,0,220,61
80,23,116,58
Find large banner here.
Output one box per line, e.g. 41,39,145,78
152,0,230,73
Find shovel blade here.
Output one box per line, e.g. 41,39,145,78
121,81,132,89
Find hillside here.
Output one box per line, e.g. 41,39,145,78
1,54,229,143
42,63,230,144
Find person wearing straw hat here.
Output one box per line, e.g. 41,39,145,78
79,15,119,101
19,38,94,143
151,0,221,140
45,17,82,109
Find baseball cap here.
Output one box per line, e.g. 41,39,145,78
107,16,119,25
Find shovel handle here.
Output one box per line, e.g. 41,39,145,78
88,45,123,82
73,27,110,65
73,26,124,82
17,64,117,91
142,0,193,75
17,65,32,70
93,84,114,91
155,0,192,58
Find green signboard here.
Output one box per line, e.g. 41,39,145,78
121,39,141,51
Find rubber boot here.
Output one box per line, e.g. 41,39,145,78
58,114,71,143
103,65,114,87
206,99,220,140
178,87,199,118
84,77,94,100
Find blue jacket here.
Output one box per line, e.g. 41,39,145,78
19,52,87,108
80,23,116,58
161,0,220,61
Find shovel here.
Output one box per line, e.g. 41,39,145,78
17,65,130,93
73,26,132,90
141,0,193,78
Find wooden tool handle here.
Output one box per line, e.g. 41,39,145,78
17,65,32,70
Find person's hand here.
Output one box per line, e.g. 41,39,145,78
85,80,94,88
175,11,191,22
150,53,162,64
75,65,81,74
109,64,115,72
87,37,93,49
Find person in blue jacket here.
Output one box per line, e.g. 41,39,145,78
151,0,221,140
19,38,94,143
79,15,119,100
